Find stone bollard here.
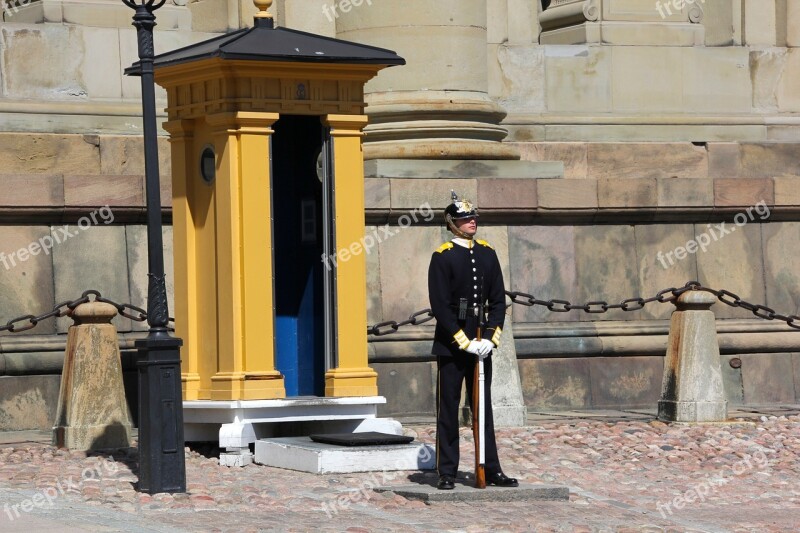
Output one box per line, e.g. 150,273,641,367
658,291,728,423
459,315,527,428
52,302,133,450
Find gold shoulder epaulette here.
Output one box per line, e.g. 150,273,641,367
475,239,494,250
435,242,454,253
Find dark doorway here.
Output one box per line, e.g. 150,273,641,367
272,115,326,396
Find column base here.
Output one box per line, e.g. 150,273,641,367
210,372,286,401
658,400,728,423
182,373,202,401
324,367,379,397
363,91,519,161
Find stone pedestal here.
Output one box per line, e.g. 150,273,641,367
52,302,133,450
658,291,728,423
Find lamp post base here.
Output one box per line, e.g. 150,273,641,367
135,332,186,494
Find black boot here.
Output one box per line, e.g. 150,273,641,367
437,475,455,490
487,472,518,487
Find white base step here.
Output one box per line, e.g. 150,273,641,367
254,437,436,474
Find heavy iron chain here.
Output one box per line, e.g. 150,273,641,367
0,289,172,334
3,282,797,336
367,281,800,336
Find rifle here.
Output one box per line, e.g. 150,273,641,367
472,276,486,489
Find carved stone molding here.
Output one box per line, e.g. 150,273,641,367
539,0,705,45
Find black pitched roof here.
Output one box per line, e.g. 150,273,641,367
125,19,405,75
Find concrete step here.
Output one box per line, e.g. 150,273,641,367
254,436,435,474
374,482,569,502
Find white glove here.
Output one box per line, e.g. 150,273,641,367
465,339,482,355
476,339,495,358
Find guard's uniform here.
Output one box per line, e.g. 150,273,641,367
428,237,506,478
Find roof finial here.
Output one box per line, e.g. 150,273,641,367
254,0,273,19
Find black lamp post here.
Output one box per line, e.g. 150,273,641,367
123,0,186,494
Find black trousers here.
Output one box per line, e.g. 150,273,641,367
435,354,501,478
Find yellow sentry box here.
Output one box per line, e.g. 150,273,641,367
148,4,403,401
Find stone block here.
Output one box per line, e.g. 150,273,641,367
374,361,435,418
515,142,587,180
657,177,714,208
0,175,64,207
486,0,509,44
545,45,611,113
188,0,230,33
611,46,683,113
762,222,800,317
518,358,591,409
478,226,511,286
0,226,57,336
79,27,123,99
789,1,800,47
744,0,777,46
64,175,144,207
52,225,131,333
126,225,175,333
0,133,101,175
776,48,800,112
598,178,657,208
379,226,447,326
537,179,597,209
634,224,698,321
574,225,639,321
587,143,707,180
365,178,390,210
390,179,476,210
0,25,85,101
695,223,765,320
478,179,537,209
721,354,745,405
682,47,752,114
714,178,774,207
750,49,787,112
492,44,546,114
741,143,800,178
741,352,796,404
588,357,662,409
99,135,171,181
0,375,61,431
708,143,742,180
365,226,382,325
508,225,578,323
703,0,736,46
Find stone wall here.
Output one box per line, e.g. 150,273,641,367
1,0,800,428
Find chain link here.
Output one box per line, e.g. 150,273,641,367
0,290,173,334
366,281,800,336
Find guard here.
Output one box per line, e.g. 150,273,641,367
428,191,519,490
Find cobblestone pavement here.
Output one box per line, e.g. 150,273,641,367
1,407,799,532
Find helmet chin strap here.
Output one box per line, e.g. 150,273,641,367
446,214,474,240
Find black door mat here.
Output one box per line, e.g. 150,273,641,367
308,432,415,446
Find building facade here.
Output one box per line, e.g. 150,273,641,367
1,0,798,429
